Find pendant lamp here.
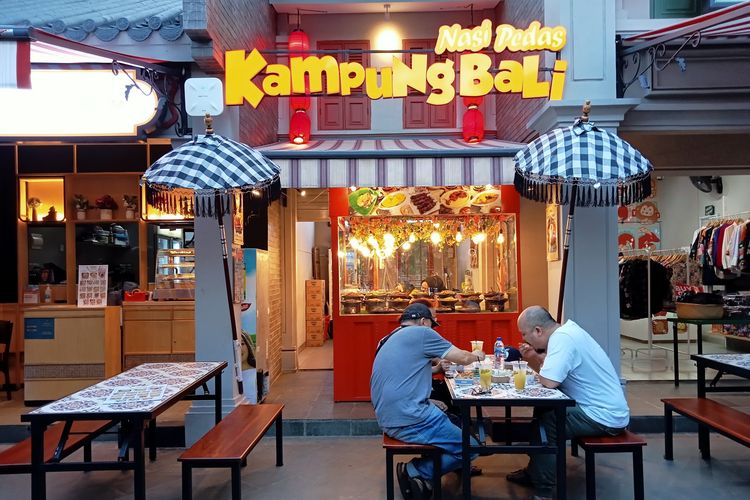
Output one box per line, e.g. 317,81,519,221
462,107,484,144
289,110,311,144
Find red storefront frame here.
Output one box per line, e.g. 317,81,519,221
330,186,523,401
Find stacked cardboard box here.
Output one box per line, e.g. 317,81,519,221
305,279,325,346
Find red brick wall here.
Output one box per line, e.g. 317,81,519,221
188,0,278,146
494,0,545,143
267,199,282,382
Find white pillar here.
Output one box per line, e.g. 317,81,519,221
184,108,245,446
184,203,245,446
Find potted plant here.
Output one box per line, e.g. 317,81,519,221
73,194,89,220
123,195,138,219
95,194,118,220
27,197,41,221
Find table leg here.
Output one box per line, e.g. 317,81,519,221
461,407,471,500
672,321,679,387
697,362,706,399
148,419,157,461
215,371,223,424
555,406,567,500
697,325,703,355
132,419,147,500
30,420,46,500
275,411,283,466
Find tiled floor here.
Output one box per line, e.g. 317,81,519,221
1,433,748,499
298,339,334,370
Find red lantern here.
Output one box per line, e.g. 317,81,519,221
462,108,485,144
290,94,311,112
288,29,310,58
462,96,483,109
289,110,311,145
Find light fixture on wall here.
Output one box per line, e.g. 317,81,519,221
462,96,485,144
289,110,311,145
384,3,391,21
288,11,312,145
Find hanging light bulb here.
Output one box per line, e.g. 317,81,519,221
337,250,346,258
433,222,440,228
367,235,379,248
383,232,395,248
401,241,411,251
349,237,360,249
496,231,505,244
408,233,416,243
430,231,442,245
455,231,463,242
384,247,395,258
471,232,486,244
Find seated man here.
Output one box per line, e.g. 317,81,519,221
508,306,630,499
371,303,485,500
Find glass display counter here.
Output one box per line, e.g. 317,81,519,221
336,213,518,315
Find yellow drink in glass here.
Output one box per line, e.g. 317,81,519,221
513,369,526,391
479,366,492,390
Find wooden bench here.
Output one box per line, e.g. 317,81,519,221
178,403,284,500
662,397,750,461
0,420,116,475
383,434,442,500
571,430,647,500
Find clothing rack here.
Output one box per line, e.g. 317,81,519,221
619,247,691,368
699,210,750,225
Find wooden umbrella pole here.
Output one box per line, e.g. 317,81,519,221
556,184,578,323
216,192,244,395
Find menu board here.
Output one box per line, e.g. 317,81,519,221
77,264,108,308
348,185,504,217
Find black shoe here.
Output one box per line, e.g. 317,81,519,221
506,467,534,487
397,462,412,500
408,475,432,500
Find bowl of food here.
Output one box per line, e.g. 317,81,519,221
437,296,459,311
378,191,408,212
341,300,362,314
437,289,457,298
365,298,387,313
389,297,411,311
440,188,471,210
472,190,502,210
348,188,379,215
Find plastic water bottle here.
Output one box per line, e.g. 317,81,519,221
494,337,505,370
44,285,52,303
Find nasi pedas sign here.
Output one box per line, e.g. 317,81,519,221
225,20,568,108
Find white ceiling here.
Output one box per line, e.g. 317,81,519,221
270,1,499,14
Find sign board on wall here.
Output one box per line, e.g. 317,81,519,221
24,318,55,340
226,20,568,107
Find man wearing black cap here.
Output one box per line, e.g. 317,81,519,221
371,303,485,500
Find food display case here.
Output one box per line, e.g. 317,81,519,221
152,248,195,300
336,211,518,315
330,186,524,401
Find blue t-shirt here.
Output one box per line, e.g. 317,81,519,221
370,325,453,428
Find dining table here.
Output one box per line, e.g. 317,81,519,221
21,361,227,500
447,374,575,500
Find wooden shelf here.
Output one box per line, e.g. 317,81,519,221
73,219,140,224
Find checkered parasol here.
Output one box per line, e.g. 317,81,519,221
142,133,280,217
512,101,653,322
514,118,652,207
140,121,280,396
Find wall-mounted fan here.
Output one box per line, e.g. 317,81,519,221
690,176,723,194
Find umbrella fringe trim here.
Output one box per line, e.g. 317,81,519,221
143,177,282,218
514,172,652,207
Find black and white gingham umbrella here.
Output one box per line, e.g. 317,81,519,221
513,102,653,322
142,133,280,217
514,119,652,207
141,124,280,396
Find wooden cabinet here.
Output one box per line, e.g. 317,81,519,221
23,305,121,403
122,302,195,369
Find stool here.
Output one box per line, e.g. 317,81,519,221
383,434,442,500
571,430,647,500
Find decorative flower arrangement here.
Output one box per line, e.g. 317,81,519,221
345,215,510,256
95,195,118,210
73,194,89,210
122,195,138,210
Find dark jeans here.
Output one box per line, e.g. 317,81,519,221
528,405,625,490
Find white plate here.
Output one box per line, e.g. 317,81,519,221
440,188,472,209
